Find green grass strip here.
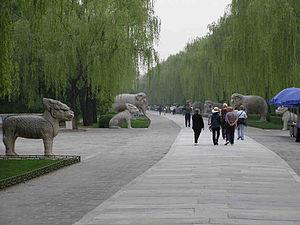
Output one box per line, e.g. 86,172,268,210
0,159,57,180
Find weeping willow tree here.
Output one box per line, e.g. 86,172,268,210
142,0,300,105
1,0,159,127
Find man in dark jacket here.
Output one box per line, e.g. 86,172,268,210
192,108,204,145
208,107,221,145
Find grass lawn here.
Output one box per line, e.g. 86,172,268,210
0,159,57,180
247,114,282,130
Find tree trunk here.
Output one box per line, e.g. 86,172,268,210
69,79,79,129
79,86,97,126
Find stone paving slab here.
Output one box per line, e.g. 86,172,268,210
73,113,300,225
0,114,180,225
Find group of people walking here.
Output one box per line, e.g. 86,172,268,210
190,103,247,146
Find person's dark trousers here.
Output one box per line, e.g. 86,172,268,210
227,125,235,144
193,129,201,143
185,113,191,127
212,127,220,145
221,125,226,140
296,128,300,142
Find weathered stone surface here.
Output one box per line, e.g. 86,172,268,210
2,98,74,156
74,112,300,225
231,93,268,121
112,92,147,116
109,103,139,128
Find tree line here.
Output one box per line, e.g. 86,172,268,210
0,0,159,128
140,0,300,106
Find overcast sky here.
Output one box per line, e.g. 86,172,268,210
154,0,232,61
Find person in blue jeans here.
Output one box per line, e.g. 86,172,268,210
236,105,247,140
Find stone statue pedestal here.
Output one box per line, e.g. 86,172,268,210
65,120,73,129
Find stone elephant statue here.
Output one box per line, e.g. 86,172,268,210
112,92,147,116
231,93,268,121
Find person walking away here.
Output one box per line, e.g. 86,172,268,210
225,107,238,145
192,109,204,145
158,105,163,115
220,103,228,140
237,105,247,140
184,104,192,127
208,107,221,145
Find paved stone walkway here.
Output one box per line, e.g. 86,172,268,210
246,127,300,176
0,114,180,225
74,113,300,225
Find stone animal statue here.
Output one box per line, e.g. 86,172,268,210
112,92,147,116
231,93,268,121
109,103,139,128
192,101,204,113
2,98,74,156
275,106,298,130
204,100,223,115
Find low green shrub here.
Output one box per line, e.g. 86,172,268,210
121,116,151,128
247,114,282,129
98,112,117,128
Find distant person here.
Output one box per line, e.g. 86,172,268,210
158,105,163,115
184,104,192,127
172,106,177,115
296,122,300,142
237,105,247,140
208,107,221,145
220,103,228,140
192,108,204,146
225,107,238,145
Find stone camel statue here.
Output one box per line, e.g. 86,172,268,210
112,92,147,116
231,93,268,121
275,106,298,130
2,98,74,156
109,103,139,128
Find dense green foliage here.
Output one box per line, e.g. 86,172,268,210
0,159,56,180
0,0,159,127
141,0,300,105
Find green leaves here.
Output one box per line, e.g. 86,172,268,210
143,0,300,105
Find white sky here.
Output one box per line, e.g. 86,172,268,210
154,0,232,61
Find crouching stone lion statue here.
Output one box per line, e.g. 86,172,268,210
231,93,268,121
109,103,139,128
112,92,147,116
2,98,74,156
275,106,298,130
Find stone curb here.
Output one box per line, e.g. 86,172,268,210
0,155,80,190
